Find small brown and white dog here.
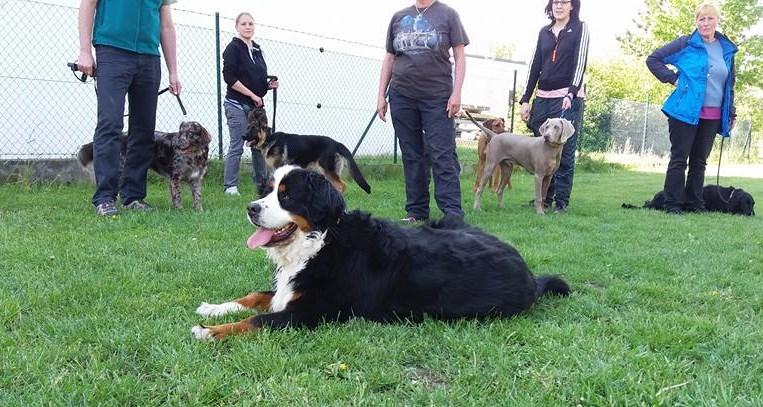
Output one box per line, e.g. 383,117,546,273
467,113,574,214
472,117,506,193
77,121,212,210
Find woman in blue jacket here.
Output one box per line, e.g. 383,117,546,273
646,2,737,215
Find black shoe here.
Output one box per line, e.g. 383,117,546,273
665,207,683,216
553,205,568,214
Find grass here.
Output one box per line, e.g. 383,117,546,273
1,159,762,406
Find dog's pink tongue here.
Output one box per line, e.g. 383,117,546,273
247,228,274,249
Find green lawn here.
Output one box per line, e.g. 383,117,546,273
1,162,762,406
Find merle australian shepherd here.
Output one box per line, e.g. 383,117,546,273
191,166,570,340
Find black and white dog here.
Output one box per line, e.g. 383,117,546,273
622,185,755,216
245,107,371,195
191,166,570,340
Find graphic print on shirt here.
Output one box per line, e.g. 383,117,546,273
392,14,441,55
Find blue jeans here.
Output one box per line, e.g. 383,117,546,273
528,96,584,208
91,45,160,206
223,101,269,196
389,87,463,219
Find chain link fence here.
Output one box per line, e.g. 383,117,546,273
0,0,524,162
585,97,758,160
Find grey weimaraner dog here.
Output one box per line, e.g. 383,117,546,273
466,112,575,215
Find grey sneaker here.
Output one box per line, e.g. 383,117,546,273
399,216,427,224
224,186,240,196
123,200,155,211
95,201,118,216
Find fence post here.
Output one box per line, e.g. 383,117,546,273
641,92,649,155
509,69,517,133
215,12,224,160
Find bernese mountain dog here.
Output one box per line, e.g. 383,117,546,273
191,166,570,340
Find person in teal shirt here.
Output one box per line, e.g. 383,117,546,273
77,0,182,216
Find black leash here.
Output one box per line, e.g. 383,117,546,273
267,75,278,133
716,136,729,204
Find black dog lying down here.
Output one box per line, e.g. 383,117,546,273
191,166,570,340
622,185,755,216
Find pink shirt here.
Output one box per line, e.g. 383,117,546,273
700,106,722,120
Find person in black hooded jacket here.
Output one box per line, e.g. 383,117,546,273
222,12,278,197
519,0,589,214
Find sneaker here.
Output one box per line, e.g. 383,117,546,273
527,199,552,210
123,200,155,211
399,216,427,224
553,205,568,214
224,186,240,196
95,201,118,216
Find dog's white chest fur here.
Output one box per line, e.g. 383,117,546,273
266,231,326,312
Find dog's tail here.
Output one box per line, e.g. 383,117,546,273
535,275,571,298
464,111,500,139
77,142,94,168
336,143,371,194
621,203,641,209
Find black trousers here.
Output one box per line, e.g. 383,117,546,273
664,117,720,211
528,96,584,208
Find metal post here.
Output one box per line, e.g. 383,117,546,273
641,93,649,155
215,13,224,160
510,69,517,133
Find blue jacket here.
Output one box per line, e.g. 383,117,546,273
646,30,737,137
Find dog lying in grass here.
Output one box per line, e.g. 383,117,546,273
77,121,212,210
621,185,755,216
191,166,570,340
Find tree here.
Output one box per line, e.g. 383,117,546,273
490,43,515,61
618,0,763,90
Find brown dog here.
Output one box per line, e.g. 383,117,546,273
468,113,574,214
473,117,507,193
77,121,212,210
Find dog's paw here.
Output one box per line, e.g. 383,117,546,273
191,325,214,341
196,301,245,318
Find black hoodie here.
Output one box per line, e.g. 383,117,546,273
222,37,269,106
521,20,589,104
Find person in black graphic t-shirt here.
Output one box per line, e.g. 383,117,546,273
377,0,468,223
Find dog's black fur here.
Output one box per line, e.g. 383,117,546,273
192,167,569,339
245,107,371,194
622,185,755,216
78,121,212,209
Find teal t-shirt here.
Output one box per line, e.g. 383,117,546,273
92,0,177,56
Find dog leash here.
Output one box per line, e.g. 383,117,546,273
715,136,729,204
